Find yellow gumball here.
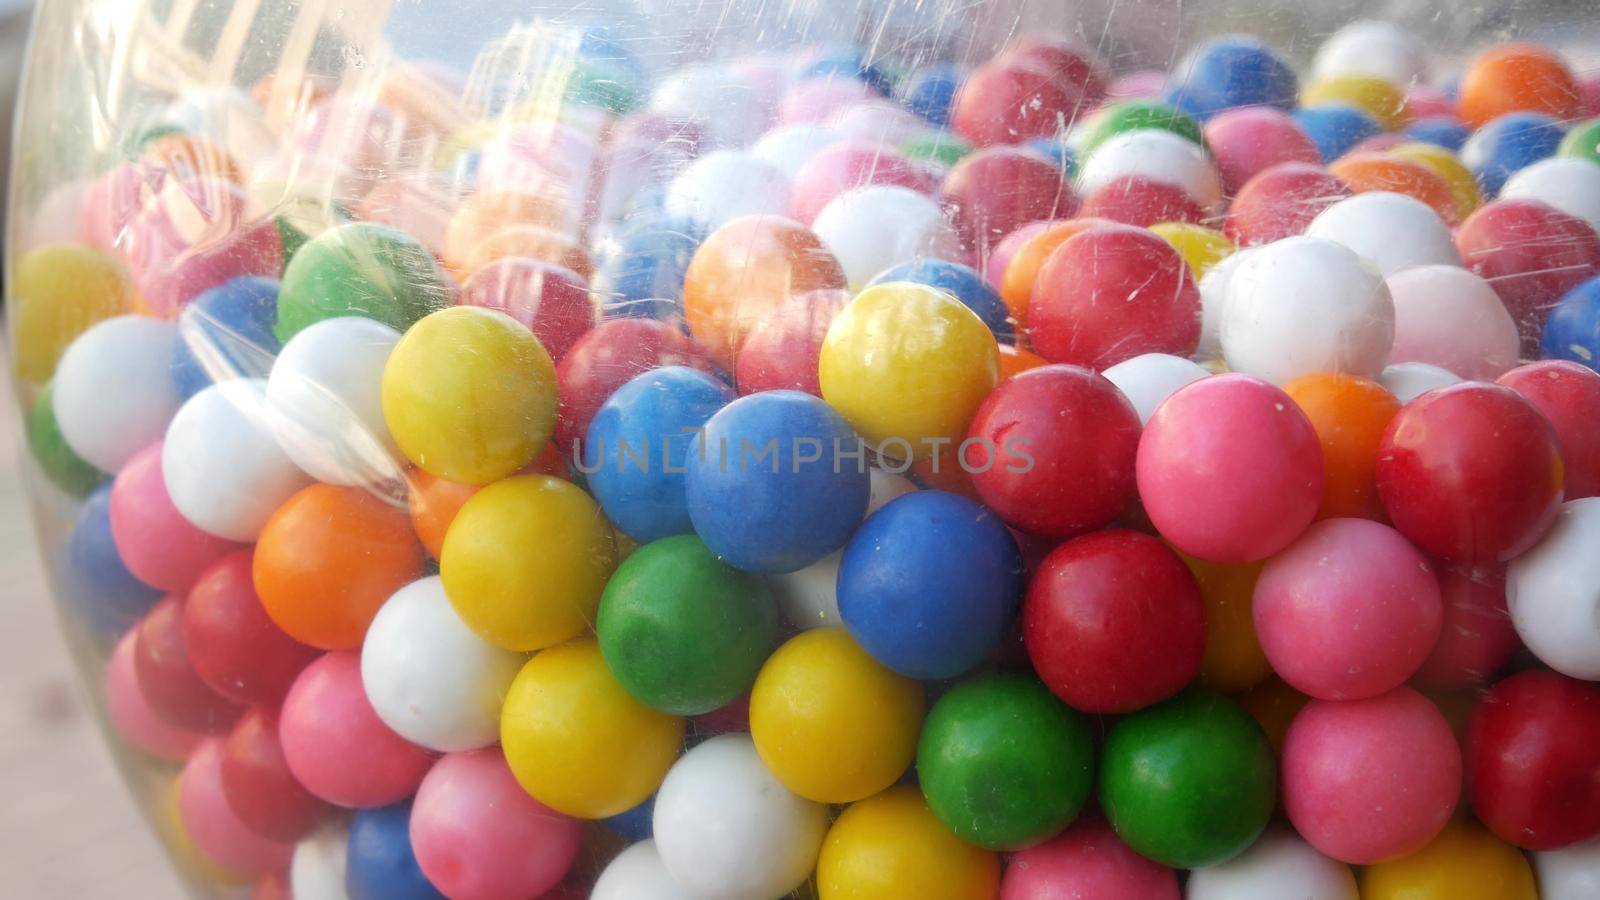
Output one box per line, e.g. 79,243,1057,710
441,474,617,651
750,628,924,804
818,786,1000,900
1391,142,1482,222
382,306,557,484
1181,553,1271,693
819,282,999,458
1360,818,1538,900
1148,223,1236,279
1301,74,1411,131
11,243,137,383
501,639,684,819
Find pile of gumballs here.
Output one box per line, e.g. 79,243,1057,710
11,10,1600,899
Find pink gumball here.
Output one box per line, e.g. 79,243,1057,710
1413,563,1520,689
1136,374,1324,563
779,77,877,125
985,220,1053,288
1255,518,1443,700
1203,107,1321,196
279,652,435,809
1283,687,1461,865
123,177,284,315
1001,819,1180,900
109,442,242,593
80,162,151,255
1108,71,1168,100
105,629,203,761
410,748,582,900
1405,85,1457,120
788,140,938,226
177,738,295,875
459,258,597,362
1387,265,1520,381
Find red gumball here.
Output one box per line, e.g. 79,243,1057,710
963,365,1141,536
554,317,714,451
183,550,319,708
1456,199,1600,346
951,57,1087,147
1376,382,1564,564
788,140,938,226
1413,564,1519,690
1004,35,1108,101
1466,670,1600,850
1497,360,1600,500
734,289,849,396
1202,107,1321,196
459,257,597,362
1077,175,1208,228
942,147,1076,269
1023,530,1206,714
221,707,332,842
1224,162,1352,246
135,595,245,734
1028,223,1200,369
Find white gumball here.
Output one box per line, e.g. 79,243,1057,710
1187,829,1358,900
1102,353,1210,424
1380,362,1462,404
162,380,311,541
1385,265,1520,381
592,841,694,900
812,184,960,288
1507,498,1600,680
52,315,182,473
1502,157,1600,234
770,469,915,629
752,124,848,179
1222,236,1395,385
1534,836,1600,900
1312,20,1428,86
1195,248,1252,362
290,822,350,900
829,101,931,146
361,576,525,752
1305,192,1460,277
1077,129,1223,212
266,316,403,486
664,150,791,229
651,65,770,149
652,735,828,900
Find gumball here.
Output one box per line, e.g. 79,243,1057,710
1097,355,1204,427
1225,162,1352,245
1361,816,1537,900
901,63,963,125
135,591,245,734
1202,107,1319,195
1099,690,1275,868
555,317,714,449
598,535,778,715
1293,104,1386,163
1502,156,1600,233
105,629,203,761
52,315,181,473
1283,687,1461,864
1029,223,1200,368
178,739,295,876
1137,374,1324,562
1458,42,1582,128
1386,265,1520,382
1507,498,1600,679
60,487,164,635
812,185,962,289
1381,361,1463,404
592,841,692,900
108,441,242,593
345,804,444,900
288,823,347,900
787,140,937,226
440,475,616,651
1282,373,1401,520
965,365,1141,536
1461,111,1565,196
917,673,1094,850
1077,100,1205,162
1222,236,1394,384
11,243,137,384
1004,35,1108,100
1457,199,1600,344
1000,819,1179,900
275,222,451,343
777,75,878,125
994,220,1106,324
184,551,317,707
1561,117,1600,163
267,316,402,487
1076,129,1222,213
752,123,847,178
1329,153,1460,226
952,56,1085,147
278,652,433,809
1302,75,1409,130
663,150,790,231
1501,363,1600,500
1304,192,1459,277
220,708,331,842
818,786,1000,900
410,748,582,900
734,290,848,396
500,639,684,819
604,794,656,841
254,484,424,650
1078,174,1209,228
1187,829,1357,900
1147,222,1234,279
1254,518,1442,700
749,628,923,804
1194,248,1251,361
125,181,285,317
1388,142,1482,221
458,257,595,361
1165,36,1298,120
903,131,973,167
1467,670,1600,850
1025,531,1205,713
1314,20,1428,86
171,276,281,399
24,384,105,498
1414,563,1518,688
867,258,1012,339
592,224,699,313
941,147,1076,265
1535,837,1600,900
1403,117,1472,151
1172,552,1268,693
1376,382,1564,563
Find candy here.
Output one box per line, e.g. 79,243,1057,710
951,56,1085,147
1313,20,1427,86
1501,156,1600,233
288,824,348,900
1187,829,1357,900
1301,75,1409,130
555,317,714,448
1147,222,1234,279
817,786,1000,900
24,384,105,498
110,441,242,593
1225,162,1352,245
1403,116,1472,151
105,629,202,761
1459,199,1600,349
941,147,1076,264
264,316,402,486
1304,191,1459,276
1561,117,1600,164
1458,42,1583,128
275,222,451,343
1380,361,1463,403
52,315,182,473
1506,499,1600,679
1282,373,1400,520
663,150,791,231
134,591,244,734
178,738,294,875
12,243,137,384
171,276,281,399
1414,563,1518,688
787,140,936,226
733,290,847,396
1535,837,1600,900
1460,111,1565,196
1075,129,1222,213
61,487,164,635
1293,104,1385,162
1077,100,1205,161
867,258,1013,339
1000,819,1180,900
900,63,963,125
184,550,317,707
1194,248,1250,361
1165,37,1298,120
458,258,596,361
1359,817,1538,900
345,804,445,900
220,708,331,842
1499,361,1600,499
591,841,689,900
812,185,962,289
1386,265,1520,381
1199,107,1319,197
751,124,847,179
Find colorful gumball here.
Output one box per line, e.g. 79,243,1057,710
1146,222,1234,279
1225,162,1352,245
941,147,1076,265
1390,141,1482,221
951,56,1085,147
1328,153,1460,225
787,140,937,226
663,150,791,231
1100,353,1208,425
867,258,1013,339
178,738,294,876
1501,156,1600,236
1506,499,1600,680
1165,36,1298,120
1458,42,1583,128
288,823,348,900
1360,817,1538,900
812,185,962,289
1186,829,1357,900
52,315,182,473
1534,837,1600,900
220,707,331,843
1194,248,1250,361
733,291,848,396
1386,265,1520,381
110,441,242,593
24,384,105,498
1000,819,1180,900
265,316,402,487
1202,107,1319,194
1461,111,1566,196
275,222,451,343
1562,117,1600,163
457,257,595,361
1314,20,1428,86
61,487,164,635
1077,175,1210,227
1414,563,1518,688
1304,191,1459,276
1456,198,1600,344
817,786,1001,900
1076,100,1205,161
555,317,714,449
135,594,245,734
1177,553,1269,693
752,123,847,179
1302,75,1408,129
170,276,281,399
1075,129,1222,213
1381,361,1463,403
345,803,444,900
591,841,688,900
1004,35,1108,100
1542,275,1600,371
1239,677,1311,754
105,629,203,761
184,550,317,707
1499,361,1600,499
11,243,137,384
1282,373,1401,520
1293,104,1385,163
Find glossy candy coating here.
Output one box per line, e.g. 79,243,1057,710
817,786,1001,900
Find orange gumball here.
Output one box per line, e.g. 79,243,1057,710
683,215,847,368
1328,152,1462,226
1283,373,1402,520
407,469,481,559
1239,677,1310,754
254,484,425,650
999,219,1108,325
444,190,567,273
461,225,594,281
1458,42,1582,129
998,343,1049,381
1182,553,1271,693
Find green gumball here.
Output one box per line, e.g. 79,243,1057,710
597,535,779,715
916,672,1095,850
1099,688,1275,868
26,385,105,498
1078,99,1207,162
1559,117,1600,165
274,221,450,342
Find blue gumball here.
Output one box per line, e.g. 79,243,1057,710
1402,116,1472,152
837,490,1023,680
592,223,701,314
61,487,162,636
798,48,892,96
1461,112,1567,197
603,794,656,840
170,276,281,399
686,391,870,574
584,366,736,543
1293,103,1384,162
347,803,445,900
1165,36,1298,120
901,64,963,126
1542,275,1600,372
867,259,1014,341
1024,136,1076,176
